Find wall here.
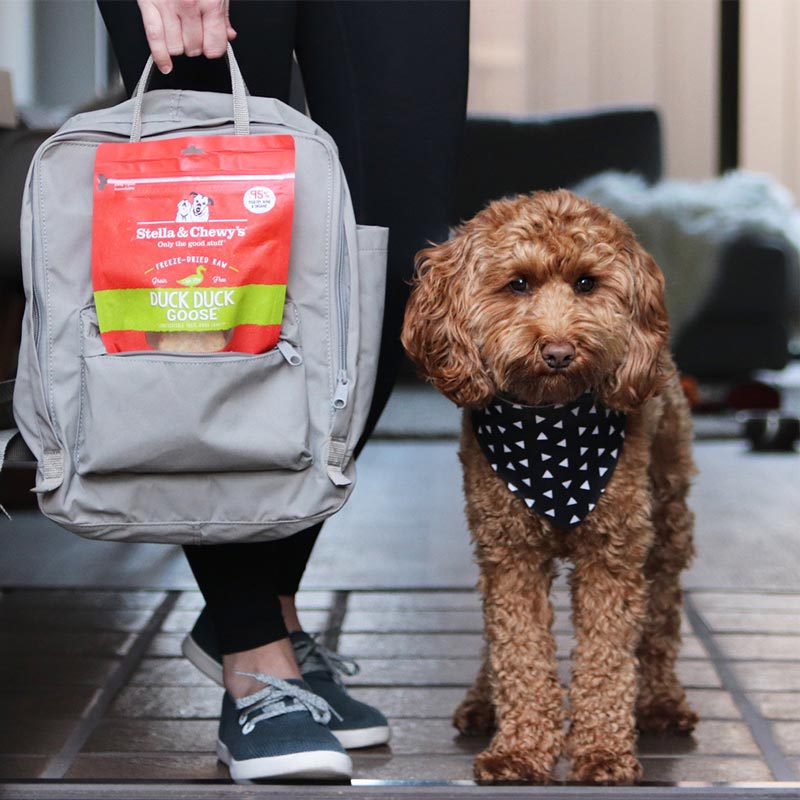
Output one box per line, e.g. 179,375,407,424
468,0,720,180
0,0,109,123
0,0,35,108
740,0,800,197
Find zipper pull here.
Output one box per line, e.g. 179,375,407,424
333,370,350,409
276,340,303,366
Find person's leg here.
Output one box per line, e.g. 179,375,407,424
186,0,469,666
98,0,312,696
182,542,303,697
271,524,323,630
296,0,470,447
96,5,353,778
99,0,468,673
272,0,469,629
185,539,350,780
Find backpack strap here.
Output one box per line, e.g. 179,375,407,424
326,437,353,487
131,43,250,141
0,427,22,472
0,378,14,429
0,427,34,520
0,378,58,485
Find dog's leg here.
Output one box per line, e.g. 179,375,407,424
472,552,564,783
636,388,698,733
566,526,650,785
458,422,563,782
635,537,698,734
453,647,495,735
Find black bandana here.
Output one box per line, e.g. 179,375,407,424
471,394,627,528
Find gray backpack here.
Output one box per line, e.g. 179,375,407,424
2,49,386,544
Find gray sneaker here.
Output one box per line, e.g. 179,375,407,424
217,673,352,781
290,630,391,749
182,608,391,749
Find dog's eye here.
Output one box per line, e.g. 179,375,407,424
575,276,596,294
508,277,529,294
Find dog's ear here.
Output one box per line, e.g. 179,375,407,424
402,230,494,407
604,243,671,410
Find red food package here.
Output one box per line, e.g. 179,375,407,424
91,134,295,353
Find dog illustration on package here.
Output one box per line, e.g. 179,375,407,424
175,198,191,222
189,191,214,222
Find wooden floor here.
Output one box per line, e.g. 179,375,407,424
0,584,799,792
1,387,799,795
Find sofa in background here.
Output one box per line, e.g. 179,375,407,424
0,126,53,382
453,107,663,223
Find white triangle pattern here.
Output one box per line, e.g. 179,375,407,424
473,394,626,529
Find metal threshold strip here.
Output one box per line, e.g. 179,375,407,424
3,781,800,800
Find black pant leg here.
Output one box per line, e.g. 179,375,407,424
296,1,470,447
182,523,321,653
183,541,286,654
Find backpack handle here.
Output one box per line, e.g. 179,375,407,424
130,43,251,142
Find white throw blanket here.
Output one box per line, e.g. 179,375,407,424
572,170,800,337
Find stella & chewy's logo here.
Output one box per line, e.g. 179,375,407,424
135,224,246,242
134,189,247,247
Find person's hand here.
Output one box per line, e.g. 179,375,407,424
136,0,237,75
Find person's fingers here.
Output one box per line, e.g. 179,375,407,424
137,0,236,74
137,0,173,74
199,1,230,58
223,0,237,43
159,1,186,61
196,0,236,58
179,0,204,57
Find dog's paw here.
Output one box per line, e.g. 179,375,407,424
454,697,496,736
569,750,643,785
637,697,699,734
474,746,554,784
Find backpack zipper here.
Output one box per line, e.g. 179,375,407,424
332,187,351,411
104,341,301,363
332,259,350,410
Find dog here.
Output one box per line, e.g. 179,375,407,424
401,190,697,785
190,191,214,222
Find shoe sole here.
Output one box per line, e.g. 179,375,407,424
183,633,391,750
217,739,352,781
182,633,224,685
333,725,391,749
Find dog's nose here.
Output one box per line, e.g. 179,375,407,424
541,341,576,370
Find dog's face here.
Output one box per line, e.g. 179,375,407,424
402,190,670,411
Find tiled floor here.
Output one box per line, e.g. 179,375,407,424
1,584,799,793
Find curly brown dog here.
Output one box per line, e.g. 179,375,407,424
401,190,698,785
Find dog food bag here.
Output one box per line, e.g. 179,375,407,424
91,135,295,353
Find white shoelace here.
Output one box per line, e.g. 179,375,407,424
294,635,360,687
234,672,337,735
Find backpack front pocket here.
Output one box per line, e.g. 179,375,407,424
75,302,311,474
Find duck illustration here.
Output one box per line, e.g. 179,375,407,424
176,265,207,288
